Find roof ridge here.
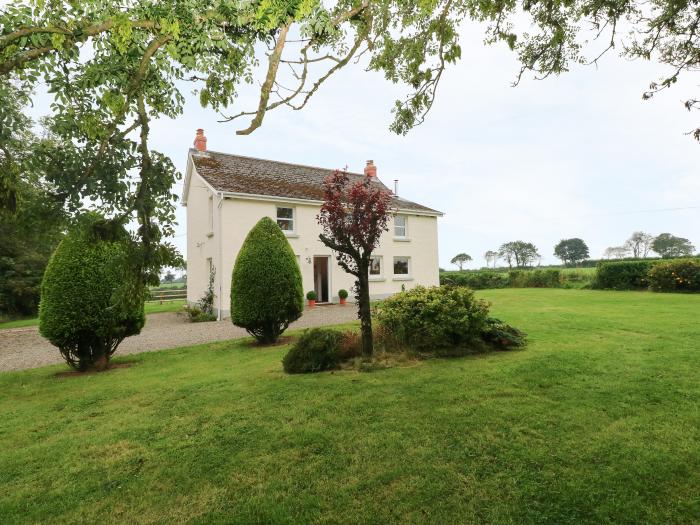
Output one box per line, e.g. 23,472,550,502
190,148,368,179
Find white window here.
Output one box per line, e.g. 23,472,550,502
394,215,407,238
276,206,295,232
207,195,214,234
369,256,382,276
393,256,410,276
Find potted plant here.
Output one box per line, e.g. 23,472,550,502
338,289,348,305
306,290,317,307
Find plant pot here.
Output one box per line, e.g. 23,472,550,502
308,299,316,308
339,298,346,305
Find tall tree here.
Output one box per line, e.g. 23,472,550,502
625,231,654,258
0,1,462,280
317,170,392,357
0,84,68,316
2,0,698,286
450,253,472,271
554,238,590,267
603,246,631,259
652,233,695,258
484,250,499,269
499,241,540,268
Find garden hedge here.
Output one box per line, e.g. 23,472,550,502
509,269,561,288
594,260,657,290
230,217,304,343
439,271,509,289
39,215,144,370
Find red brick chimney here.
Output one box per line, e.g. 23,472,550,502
194,128,207,152
364,159,377,177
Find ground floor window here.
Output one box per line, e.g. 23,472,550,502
370,256,382,276
393,256,410,276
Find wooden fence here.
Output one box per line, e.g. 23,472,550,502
147,288,187,303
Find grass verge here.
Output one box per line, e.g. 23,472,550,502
1,289,700,523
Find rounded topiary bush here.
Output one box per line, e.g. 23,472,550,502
282,328,343,373
231,217,304,343
39,215,145,371
376,285,490,353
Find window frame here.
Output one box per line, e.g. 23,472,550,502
394,215,408,238
369,255,383,280
392,256,411,279
276,206,296,234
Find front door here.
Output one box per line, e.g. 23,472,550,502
313,256,330,303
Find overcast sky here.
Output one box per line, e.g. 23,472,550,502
30,19,700,269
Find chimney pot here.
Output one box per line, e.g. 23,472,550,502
364,159,377,177
194,128,207,152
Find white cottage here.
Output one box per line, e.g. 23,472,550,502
182,130,443,319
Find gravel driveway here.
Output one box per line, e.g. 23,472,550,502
0,305,358,373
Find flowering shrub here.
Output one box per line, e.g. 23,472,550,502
648,260,700,292
376,286,490,352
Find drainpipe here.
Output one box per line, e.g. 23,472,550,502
217,192,224,321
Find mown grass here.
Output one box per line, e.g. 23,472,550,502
1,289,700,524
0,300,186,330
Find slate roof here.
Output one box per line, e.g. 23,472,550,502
189,149,441,215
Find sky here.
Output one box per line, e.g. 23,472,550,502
27,18,700,270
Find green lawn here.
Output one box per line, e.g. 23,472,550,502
2,289,700,524
0,300,186,330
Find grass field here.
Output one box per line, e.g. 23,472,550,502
2,289,700,524
0,300,186,330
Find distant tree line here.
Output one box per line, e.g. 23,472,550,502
449,232,695,271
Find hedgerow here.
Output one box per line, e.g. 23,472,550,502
594,260,656,290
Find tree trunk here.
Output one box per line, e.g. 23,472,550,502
356,262,373,357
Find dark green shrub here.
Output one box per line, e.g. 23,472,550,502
231,217,304,343
39,215,144,371
648,260,700,292
439,271,509,289
306,290,317,301
481,318,527,349
376,285,490,352
594,260,656,290
282,328,343,373
338,289,348,299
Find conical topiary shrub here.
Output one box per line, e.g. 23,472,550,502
231,217,304,343
39,214,145,371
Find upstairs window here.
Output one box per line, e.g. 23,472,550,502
394,215,407,238
276,206,294,232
